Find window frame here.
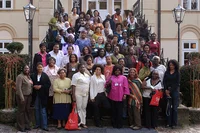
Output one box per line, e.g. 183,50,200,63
182,40,199,65
182,0,200,11
0,0,13,10
0,40,12,54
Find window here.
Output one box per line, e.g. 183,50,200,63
0,40,11,54
182,0,199,10
182,40,199,65
0,0,12,9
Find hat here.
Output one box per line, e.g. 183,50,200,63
80,29,87,33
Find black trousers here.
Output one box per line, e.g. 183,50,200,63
91,92,110,125
110,99,123,128
143,97,158,128
16,95,32,130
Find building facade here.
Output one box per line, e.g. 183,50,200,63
0,0,199,65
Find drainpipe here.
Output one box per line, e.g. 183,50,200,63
157,0,161,43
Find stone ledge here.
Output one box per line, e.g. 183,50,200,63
178,104,190,126
189,107,200,124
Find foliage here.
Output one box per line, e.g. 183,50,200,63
0,54,29,109
180,52,200,107
6,42,24,54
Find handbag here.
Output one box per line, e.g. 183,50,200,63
65,103,79,130
150,90,163,106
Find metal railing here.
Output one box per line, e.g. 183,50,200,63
133,0,141,17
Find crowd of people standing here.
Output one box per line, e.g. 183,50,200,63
15,7,180,132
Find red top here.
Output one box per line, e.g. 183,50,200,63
147,40,160,56
38,52,47,67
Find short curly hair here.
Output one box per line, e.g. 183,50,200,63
57,68,67,75
92,64,104,74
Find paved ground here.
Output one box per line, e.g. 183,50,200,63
0,124,200,133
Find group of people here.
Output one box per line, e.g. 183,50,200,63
15,7,180,132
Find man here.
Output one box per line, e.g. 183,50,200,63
75,30,91,52
103,14,115,32
49,43,64,67
61,45,74,68
33,43,51,72
112,8,122,24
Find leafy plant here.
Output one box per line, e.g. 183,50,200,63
6,42,24,54
0,54,29,109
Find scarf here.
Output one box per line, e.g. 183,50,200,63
128,78,142,109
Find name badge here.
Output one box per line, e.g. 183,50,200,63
72,68,76,71
153,42,156,44
115,83,119,86
94,49,98,52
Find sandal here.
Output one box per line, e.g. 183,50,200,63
81,124,88,128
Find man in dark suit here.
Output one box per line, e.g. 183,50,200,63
33,43,51,72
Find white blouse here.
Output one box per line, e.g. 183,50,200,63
143,78,163,98
90,74,106,100
71,72,90,96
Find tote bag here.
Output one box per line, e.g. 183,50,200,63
65,103,79,130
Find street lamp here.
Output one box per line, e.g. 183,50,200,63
23,2,36,70
172,4,186,63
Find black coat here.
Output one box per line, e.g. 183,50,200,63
33,53,51,72
31,72,51,108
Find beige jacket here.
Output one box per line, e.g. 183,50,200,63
16,73,32,101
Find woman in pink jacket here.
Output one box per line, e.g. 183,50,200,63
106,64,130,128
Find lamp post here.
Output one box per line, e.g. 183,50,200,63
172,4,186,63
23,1,36,69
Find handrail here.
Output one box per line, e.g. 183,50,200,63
133,0,141,17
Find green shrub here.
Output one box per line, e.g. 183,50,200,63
6,42,24,54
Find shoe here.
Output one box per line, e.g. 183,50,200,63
25,127,31,131
132,126,141,130
43,128,49,131
81,124,88,128
19,129,26,132
33,126,39,129
57,126,62,130
129,125,134,128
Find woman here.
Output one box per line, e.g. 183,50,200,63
139,44,155,60
79,46,92,65
150,56,166,83
72,64,90,128
49,11,59,39
111,46,124,65
43,57,59,119
93,10,103,23
90,17,104,31
95,36,105,49
57,16,65,31
163,60,180,128
31,62,51,131
105,42,113,56
69,7,79,28
53,68,72,129
142,70,163,129
136,53,152,73
92,26,103,41
93,48,107,65
122,37,135,56
65,54,79,79
106,65,130,128
127,68,142,130
104,56,114,81
62,35,80,57
114,23,123,42
90,64,110,127
16,65,33,132
84,54,94,76
102,20,113,35
138,59,151,81
124,47,138,69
